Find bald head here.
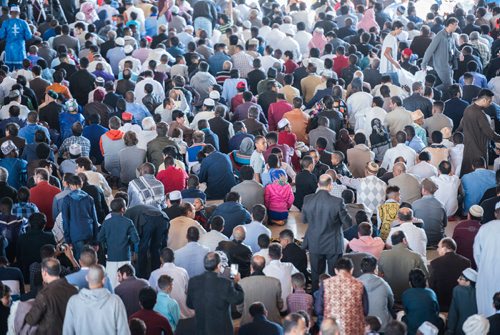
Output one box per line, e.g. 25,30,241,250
320,317,341,335
393,162,406,176
233,225,246,241
251,255,266,273
325,169,338,182
318,174,333,189
86,264,106,288
397,207,413,222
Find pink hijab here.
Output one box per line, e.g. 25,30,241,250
308,28,327,54
357,8,380,32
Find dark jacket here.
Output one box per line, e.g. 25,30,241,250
82,183,109,223
302,190,352,254
61,189,99,244
114,276,150,317
447,285,477,335
239,315,283,335
39,101,64,132
209,116,232,154
216,240,252,277
210,201,251,237
192,0,218,26
24,278,78,335
282,242,308,276
186,271,244,335
402,288,444,335
199,152,236,200
97,214,139,262
146,137,180,171
444,97,468,131
68,69,96,106
488,314,500,335
16,229,56,281
293,170,317,210
429,252,471,312
403,93,433,118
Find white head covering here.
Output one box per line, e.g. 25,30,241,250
462,315,490,335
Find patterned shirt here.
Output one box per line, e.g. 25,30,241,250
231,51,253,78
12,202,39,220
59,135,91,157
287,289,313,318
470,40,491,65
340,175,387,213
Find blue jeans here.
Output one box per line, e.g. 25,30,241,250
72,240,87,261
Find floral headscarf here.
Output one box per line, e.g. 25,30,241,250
270,169,287,186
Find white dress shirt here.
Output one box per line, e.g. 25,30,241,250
134,77,165,103
407,161,438,181
174,242,210,278
449,144,464,176
381,143,417,171
387,221,427,260
263,260,299,311
254,248,271,265
259,55,280,74
199,230,229,251
148,263,194,319
294,31,313,57
242,221,271,252
430,174,461,217
0,101,30,120
346,91,373,129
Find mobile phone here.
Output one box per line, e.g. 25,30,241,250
230,264,239,278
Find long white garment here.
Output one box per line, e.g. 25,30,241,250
474,220,500,316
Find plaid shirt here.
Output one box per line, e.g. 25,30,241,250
470,40,491,65
59,136,91,157
12,202,39,220
286,289,314,317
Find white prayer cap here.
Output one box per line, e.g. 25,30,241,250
9,5,20,12
462,315,490,334
417,322,438,335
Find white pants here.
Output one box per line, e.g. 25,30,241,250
106,261,131,288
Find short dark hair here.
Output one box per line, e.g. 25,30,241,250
361,256,377,273
42,257,61,276
251,204,266,222
258,234,270,248
249,302,266,317
494,292,500,311
391,230,406,245
29,212,47,230
335,257,353,271
160,247,174,263
138,287,157,310
117,264,135,276
110,198,126,212
409,268,427,288
268,243,282,260
210,215,224,231
384,320,407,335
283,313,305,334
204,252,221,271
158,274,173,291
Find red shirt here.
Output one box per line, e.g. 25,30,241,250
278,131,297,149
129,309,173,335
268,100,293,131
452,219,481,268
30,181,61,229
157,166,188,194
333,55,349,78
284,59,299,74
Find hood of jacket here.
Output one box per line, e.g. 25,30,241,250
69,189,89,201
105,129,124,141
77,288,113,309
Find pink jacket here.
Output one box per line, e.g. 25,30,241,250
264,183,294,213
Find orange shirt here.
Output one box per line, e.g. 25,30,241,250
283,108,310,144
46,83,72,99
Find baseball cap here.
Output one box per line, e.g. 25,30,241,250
69,143,82,156
1,140,17,155
402,48,413,57
236,81,247,90
169,190,182,201
209,91,220,100
122,112,133,121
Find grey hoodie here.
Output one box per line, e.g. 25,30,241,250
62,288,130,335
359,273,394,331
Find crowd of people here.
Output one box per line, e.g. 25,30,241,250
0,0,499,334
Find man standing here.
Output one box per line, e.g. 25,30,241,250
61,175,98,260
0,5,32,70
186,252,244,335
302,174,351,291
63,264,129,334
474,202,500,316
421,18,459,90
458,89,500,175
128,163,166,209
24,258,78,334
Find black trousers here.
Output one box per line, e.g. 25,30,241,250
309,253,342,292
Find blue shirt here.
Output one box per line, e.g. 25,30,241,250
406,137,426,153
0,158,27,190
174,242,209,278
208,52,231,75
241,221,271,252
462,168,496,213
18,123,51,144
459,72,488,88
154,291,181,332
239,315,283,335
125,102,151,123
65,268,114,292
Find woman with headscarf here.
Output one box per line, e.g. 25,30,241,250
80,2,99,24
229,137,254,171
336,128,354,159
369,118,391,163
308,27,327,54
357,7,379,33
264,168,294,226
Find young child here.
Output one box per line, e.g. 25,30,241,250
447,268,478,334
331,151,352,177
287,272,313,319
154,274,180,332
264,169,294,226
313,273,331,327
277,119,299,170
171,128,188,156
97,198,139,288
193,198,209,231
11,187,39,220
365,316,382,334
